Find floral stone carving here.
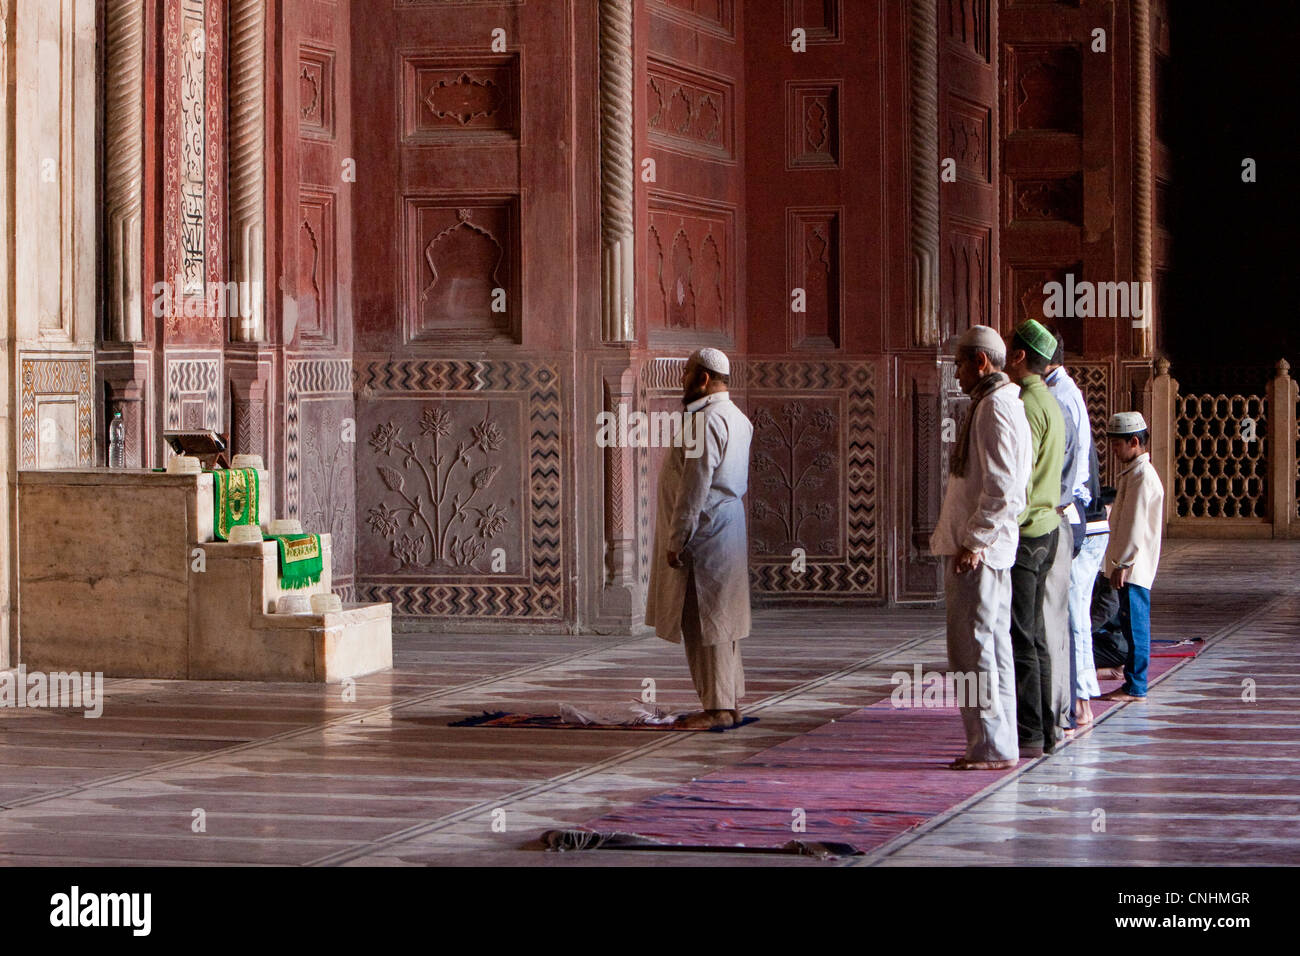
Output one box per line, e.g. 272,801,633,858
366,405,509,571
750,402,838,554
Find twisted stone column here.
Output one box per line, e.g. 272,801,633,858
105,0,144,342
1132,0,1155,357
599,0,634,343
229,0,266,341
909,0,940,348
0,0,10,669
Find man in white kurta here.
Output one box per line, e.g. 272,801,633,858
646,348,754,731
931,326,1032,770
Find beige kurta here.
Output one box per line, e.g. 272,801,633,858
1104,451,1164,589
645,391,753,647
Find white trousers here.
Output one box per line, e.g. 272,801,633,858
682,569,745,710
1070,532,1108,699
944,559,1018,763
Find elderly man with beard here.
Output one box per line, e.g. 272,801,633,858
931,326,1032,770
646,348,754,730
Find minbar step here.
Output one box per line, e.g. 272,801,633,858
190,602,394,683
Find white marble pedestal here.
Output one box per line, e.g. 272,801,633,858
17,469,392,682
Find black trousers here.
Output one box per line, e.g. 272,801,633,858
1093,625,1130,669
1010,528,1059,750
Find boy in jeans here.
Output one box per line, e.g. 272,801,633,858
1098,412,1164,702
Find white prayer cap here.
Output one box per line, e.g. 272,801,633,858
1106,411,1148,436
689,347,731,377
953,325,1006,358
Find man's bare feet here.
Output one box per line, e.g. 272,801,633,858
1098,688,1146,702
1096,667,1125,681
949,757,1017,771
729,709,743,726
1076,698,1094,726
674,709,736,730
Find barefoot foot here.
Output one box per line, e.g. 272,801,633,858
949,757,1017,771
1075,698,1094,726
1098,688,1146,702
675,709,736,730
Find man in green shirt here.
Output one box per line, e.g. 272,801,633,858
1005,319,1066,755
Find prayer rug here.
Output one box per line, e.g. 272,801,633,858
1151,637,1204,658
542,648,1200,856
450,711,759,732
213,467,260,541
268,533,324,590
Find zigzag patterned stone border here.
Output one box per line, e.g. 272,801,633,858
355,359,563,622
285,357,352,519
747,360,879,599
1072,362,1111,483
638,357,879,601
164,354,221,431
19,356,95,468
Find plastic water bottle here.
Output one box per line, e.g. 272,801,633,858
108,410,126,468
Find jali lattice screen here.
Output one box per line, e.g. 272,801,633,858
1174,392,1269,519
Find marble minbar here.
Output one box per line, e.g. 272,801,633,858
16,470,392,682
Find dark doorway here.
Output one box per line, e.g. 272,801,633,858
1163,4,1300,387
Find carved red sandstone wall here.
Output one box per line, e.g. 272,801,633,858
999,0,1152,480
740,1,901,602
162,0,225,346
93,0,1159,626
347,0,579,625
640,0,744,354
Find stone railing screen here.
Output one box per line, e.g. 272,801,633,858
1173,392,1269,519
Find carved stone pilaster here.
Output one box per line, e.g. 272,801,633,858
98,345,151,468
599,0,634,343
603,370,635,584
1,0,11,670
227,351,272,460
909,0,940,348
228,0,266,341
895,356,946,602
1132,0,1155,357
105,0,145,342
597,364,644,625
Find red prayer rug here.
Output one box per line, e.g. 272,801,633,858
450,711,759,732
542,647,1202,857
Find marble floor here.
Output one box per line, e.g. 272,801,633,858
0,539,1296,866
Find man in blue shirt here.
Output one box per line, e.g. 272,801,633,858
1044,336,1106,728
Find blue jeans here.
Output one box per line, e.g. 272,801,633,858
1119,583,1151,697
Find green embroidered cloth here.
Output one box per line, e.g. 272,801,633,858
213,467,260,541
269,534,324,590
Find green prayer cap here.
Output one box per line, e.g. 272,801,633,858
1014,319,1057,361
